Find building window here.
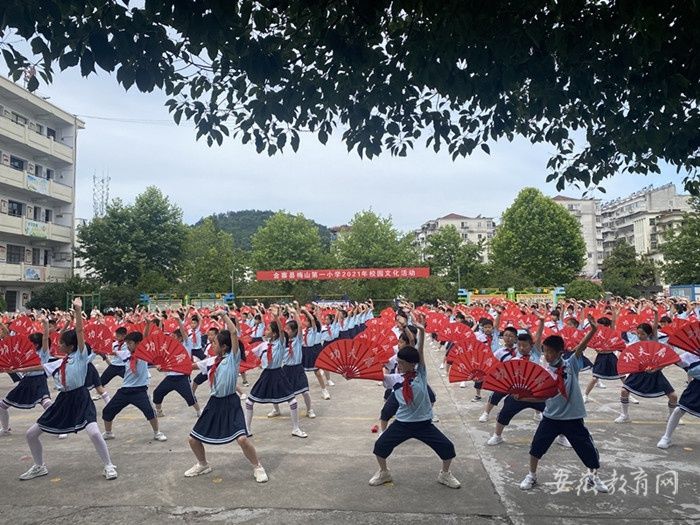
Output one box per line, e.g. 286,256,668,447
7,200,24,217
35,164,44,177
33,206,42,221
9,155,25,171
47,128,56,140
7,244,24,264
46,168,54,180
11,112,28,125
32,248,41,265
44,209,52,222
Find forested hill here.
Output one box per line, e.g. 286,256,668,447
199,209,333,250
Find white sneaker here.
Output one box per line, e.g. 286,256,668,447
439,363,445,370
103,464,118,480
478,412,489,422
596,380,606,389
321,389,331,400
555,435,572,448
306,409,317,419
519,472,537,490
534,411,543,421
327,379,335,387
91,394,101,401
184,463,212,477
459,381,467,388
153,431,167,441
102,431,115,440
0,427,11,436
58,434,68,440
292,428,308,438
614,414,630,424
586,474,609,493
267,408,281,418
369,469,392,486
487,434,504,446
437,470,461,489
629,396,640,405
19,464,48,480
431,414,440,423
583,394,589,404
156,410,165,418
657,436,672,449
253,465,268,483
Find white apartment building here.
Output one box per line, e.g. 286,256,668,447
552,196,603,278
0,76,83,311
414,213,496,263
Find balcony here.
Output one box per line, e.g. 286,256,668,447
0,213,72,243
0,117,73,164
0,164,73,203
0,262,71,283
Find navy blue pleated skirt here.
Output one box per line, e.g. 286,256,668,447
283,363,309,395
679,380,700,418
592,352,623,380
4,374,50,409
248,367,295,404
302,344,323,371
623,370,674,398
190,393,249,445
84,362,102,390
37,387,96,434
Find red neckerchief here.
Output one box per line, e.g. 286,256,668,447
129,353,137,373
402,370,417,405
555,363,568,400
303,329,309,346
191,329,197,345
266,342,273,363
287,337,294,358
209,356,222,386
59,354,69,386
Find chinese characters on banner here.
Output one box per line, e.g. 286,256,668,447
256,267,431,281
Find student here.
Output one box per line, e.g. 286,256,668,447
518,315,608,492
186,310,268,483
18,299,117,481
99,327,128,387
153,313,201,418
244,306,308,438
192,326,220,395
370,313,460,489
478,326,518,422
188,315,205,360
473,312,502,402
101,331,167,442
300,307,331,400
657,352,700,449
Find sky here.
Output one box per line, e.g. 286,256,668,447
23,67,689,232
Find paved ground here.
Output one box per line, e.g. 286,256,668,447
0,339,698,524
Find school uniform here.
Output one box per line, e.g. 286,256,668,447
282,332,309,395
250,322,264,343
495,348,546,425
153,338,197,407
338,316,351,340
529,354,600,469
677,359,700,418
193,342,214,386
621,337,674,398
190,350,249,444
189,328,206,360
83,345,103,390
3,347,52,409
248,338,295,404
100,341,127,386
374,363,455,460
487,346,518,406
301,327,322,372
591,350,623,380
474,330,501,391
37,347,97,435
102,353,155,422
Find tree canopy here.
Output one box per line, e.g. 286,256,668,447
601,241,657,297
424,225,485,288
1,2,698,192
661,198,700,285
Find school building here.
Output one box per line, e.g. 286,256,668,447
0,76,82,311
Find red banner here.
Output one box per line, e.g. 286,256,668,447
256,267,431,281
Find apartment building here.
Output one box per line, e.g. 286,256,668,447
0,76,83,311
414,213,496,263
552,196,603,278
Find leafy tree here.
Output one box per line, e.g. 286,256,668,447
490,188,586,286
565,279,604,301
661,198,700,284
424,225,487,289
602,242,658,297
26,277,96,310
3,2,699,191
77,187,187,286
250,212,325,271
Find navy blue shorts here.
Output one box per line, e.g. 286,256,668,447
529,417,599,469
100,364,125,386
102,386,155,422
153,375,196,406
497,396,545,426
374,419,455,460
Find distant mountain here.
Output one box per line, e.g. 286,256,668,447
200,209,333,250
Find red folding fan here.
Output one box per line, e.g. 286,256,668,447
667,321,700,356
162,317,181,334
483,360,559,399
0,335,40,371
559,326,585,350
617,341,681,375
239,352,261,372
83,323,113,356
48,331,61,357
133,333,192,374
9,316,34,336
588,326,626,352
615,313,639,334
448,340,497,383
315,339,385,381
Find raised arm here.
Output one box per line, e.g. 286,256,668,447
41,316,49,351
573,314,597,358
534,313,545,348
220,309,239,351
73,298,85,351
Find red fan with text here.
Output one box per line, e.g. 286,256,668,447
48,331,61,357
667,320,700,356
0,335,40,371
559,326,585,350
315,339,385,381
162,317,181,334
9,316,34,336
617,341,680,375
448,339,498,383
133,333,192,375
588,327,626,352
483,360,559,399
83,323,113,356
615,313,639,334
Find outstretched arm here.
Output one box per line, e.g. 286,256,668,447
573,314,597,358
73,298,85,352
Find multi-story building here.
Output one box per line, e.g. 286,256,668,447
414,213,496,263
552,196,603,278
0,76,83,311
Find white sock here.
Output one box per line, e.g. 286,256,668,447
101,392,111,404
620,398,629,417
40,398,53,410
244,400,254,433
289,400,300,430
302,392,312,412
26,423,44,465
668,402,677,417
663,407,684,440
0,401,9,429
86,422,113,466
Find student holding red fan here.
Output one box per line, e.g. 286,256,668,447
101,331,167,443
517,314,609,492
658,352,700,449
370,312,460,489
186,310,268,483
18,298,118,481
300,306,331,400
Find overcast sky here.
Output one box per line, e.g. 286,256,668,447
24,67,689,232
